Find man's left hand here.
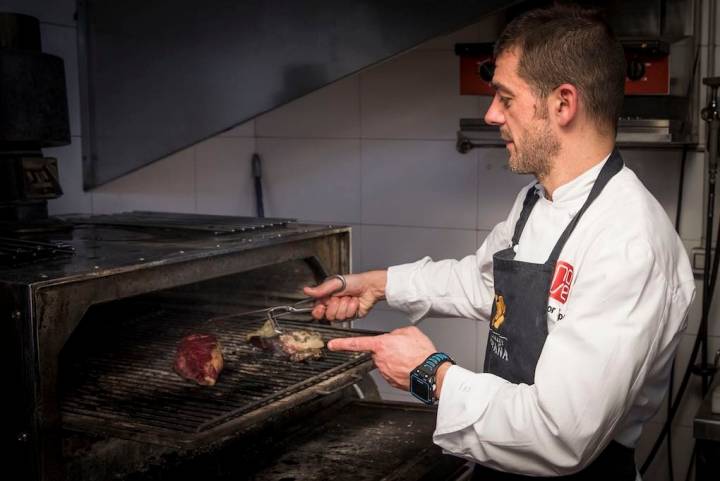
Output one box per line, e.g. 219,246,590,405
328,326,436,390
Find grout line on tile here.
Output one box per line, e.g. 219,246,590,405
192,146,198,213
358,72,364,141
303,221,480,232
358,73,364,234
254,135,361,141
254,135,486,144
362,136,485,143
360,222,482,232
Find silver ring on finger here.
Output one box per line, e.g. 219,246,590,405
325,274,346,293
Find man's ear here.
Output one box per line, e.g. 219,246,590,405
551,83,578,127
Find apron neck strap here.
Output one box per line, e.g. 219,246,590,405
547,148,624,263
511,186,541,246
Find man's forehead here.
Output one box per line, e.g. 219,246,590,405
491,51,523,94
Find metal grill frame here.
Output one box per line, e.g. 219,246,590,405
4,217,351,481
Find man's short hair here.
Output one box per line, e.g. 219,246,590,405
495,4,625,134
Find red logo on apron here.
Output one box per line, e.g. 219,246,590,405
549,261,574,304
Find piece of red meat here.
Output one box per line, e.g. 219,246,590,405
174,333,224,386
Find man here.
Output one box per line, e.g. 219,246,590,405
304,4,694,479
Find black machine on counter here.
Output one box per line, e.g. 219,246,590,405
0,13,69,231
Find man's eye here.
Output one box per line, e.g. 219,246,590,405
500,96,511,108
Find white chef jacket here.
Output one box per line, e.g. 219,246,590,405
385,155,695,476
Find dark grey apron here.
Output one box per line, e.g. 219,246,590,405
473,149,637,480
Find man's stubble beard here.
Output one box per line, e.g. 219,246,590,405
507,116,560,181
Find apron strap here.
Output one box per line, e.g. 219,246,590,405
547,149,624,263
511,186,541,246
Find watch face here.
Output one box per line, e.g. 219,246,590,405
410,374,433,404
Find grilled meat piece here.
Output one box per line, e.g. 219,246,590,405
247,319,325,362
174,333,224,386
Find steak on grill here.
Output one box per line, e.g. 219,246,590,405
174,333,224,385
247,319,324,362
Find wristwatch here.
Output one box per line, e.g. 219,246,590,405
410,352,455,405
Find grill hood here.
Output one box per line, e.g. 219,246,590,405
78,0,520,188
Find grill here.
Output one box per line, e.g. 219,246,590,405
3,212,466,481
77,211,293,235
61,307,375,446
0,236,73,267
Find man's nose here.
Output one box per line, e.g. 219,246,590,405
484,95,504,126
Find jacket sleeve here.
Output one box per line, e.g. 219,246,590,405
385,186,531,323
432,233,691,476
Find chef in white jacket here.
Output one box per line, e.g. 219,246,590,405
304,4,695,480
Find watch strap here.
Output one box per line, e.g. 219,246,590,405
421,352,455,373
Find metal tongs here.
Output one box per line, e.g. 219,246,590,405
239,274,347,334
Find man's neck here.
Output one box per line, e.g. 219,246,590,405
538,136,615,200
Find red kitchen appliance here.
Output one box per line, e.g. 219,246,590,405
455,42,495,96
623,40,670,95
456,40,671,97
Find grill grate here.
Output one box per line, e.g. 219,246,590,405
60,307,375,446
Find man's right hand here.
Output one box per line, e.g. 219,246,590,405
303,270,387,321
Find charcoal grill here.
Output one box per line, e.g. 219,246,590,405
3,212,467,481
61,309,377,446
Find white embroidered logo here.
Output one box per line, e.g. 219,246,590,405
489,331,509,361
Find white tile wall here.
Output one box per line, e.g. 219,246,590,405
359,225,477,272
256,76,360,139
622,149,682,226
361,140,478,229
255,138,362,223
678,151,705,243
91,147,196,214
194,137,257,215
415,12,504,51
477,148,535,230
218,120,255,138
360,49,486,140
